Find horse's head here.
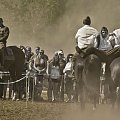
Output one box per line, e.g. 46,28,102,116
84,54,101,74
86,54,100,64
88,55,97,63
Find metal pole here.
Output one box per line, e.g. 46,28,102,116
28,76,30,100
26,74,28,108
32,74,35,104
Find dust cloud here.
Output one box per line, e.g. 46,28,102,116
61,103,120,120
0,0,120,57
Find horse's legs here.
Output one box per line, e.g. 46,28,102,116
1,76,8,99
116,87,120,111
0,78,4,98
16,73,23,100
80,85,85,111
72,82,79,102
109,84,116,109
9,83,13,99
111,92,116,109
9,68,17,100
93,93,98,110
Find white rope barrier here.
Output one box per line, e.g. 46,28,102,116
0,71,30,85
0,69,62,86
0,76,26,85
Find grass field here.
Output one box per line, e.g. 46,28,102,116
0,100,120,120
0,100,67,120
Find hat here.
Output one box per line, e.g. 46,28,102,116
54,51,58,56
26,46,31,51
35,46,40,50
83,16,91,25
40,49,44,53
58,50,63,55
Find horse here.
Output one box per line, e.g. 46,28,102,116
74,53,101,110
0,46,25,100
109,57,120,110
82,54,101,110
83,46,120,109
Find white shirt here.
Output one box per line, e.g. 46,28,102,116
75,25,98,49
97,34,112,51
63,62,73,73
113,28,120,45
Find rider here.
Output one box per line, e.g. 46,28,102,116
94,27,115,99
0,18,14,68
0,18,9,48
94,27,113,50
75,16,98,56
83,31,120,64
112,28,120,46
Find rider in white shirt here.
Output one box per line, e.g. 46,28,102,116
75,16,98,51
110,28,120,47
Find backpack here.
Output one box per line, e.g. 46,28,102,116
50,65,60,80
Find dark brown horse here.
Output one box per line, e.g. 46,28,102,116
109,57,120,110
0,46,25,100
82,54,101,110
84,46,120,109
74,53,101,110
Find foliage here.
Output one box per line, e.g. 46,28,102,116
0,0,67,27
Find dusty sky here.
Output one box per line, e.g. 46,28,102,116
1,0,120,57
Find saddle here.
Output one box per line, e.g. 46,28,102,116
1,47,15,66
75,46,87,58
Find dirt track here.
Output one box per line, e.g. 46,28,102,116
0,100,120,120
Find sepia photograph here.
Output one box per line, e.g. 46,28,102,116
0,0,120,120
